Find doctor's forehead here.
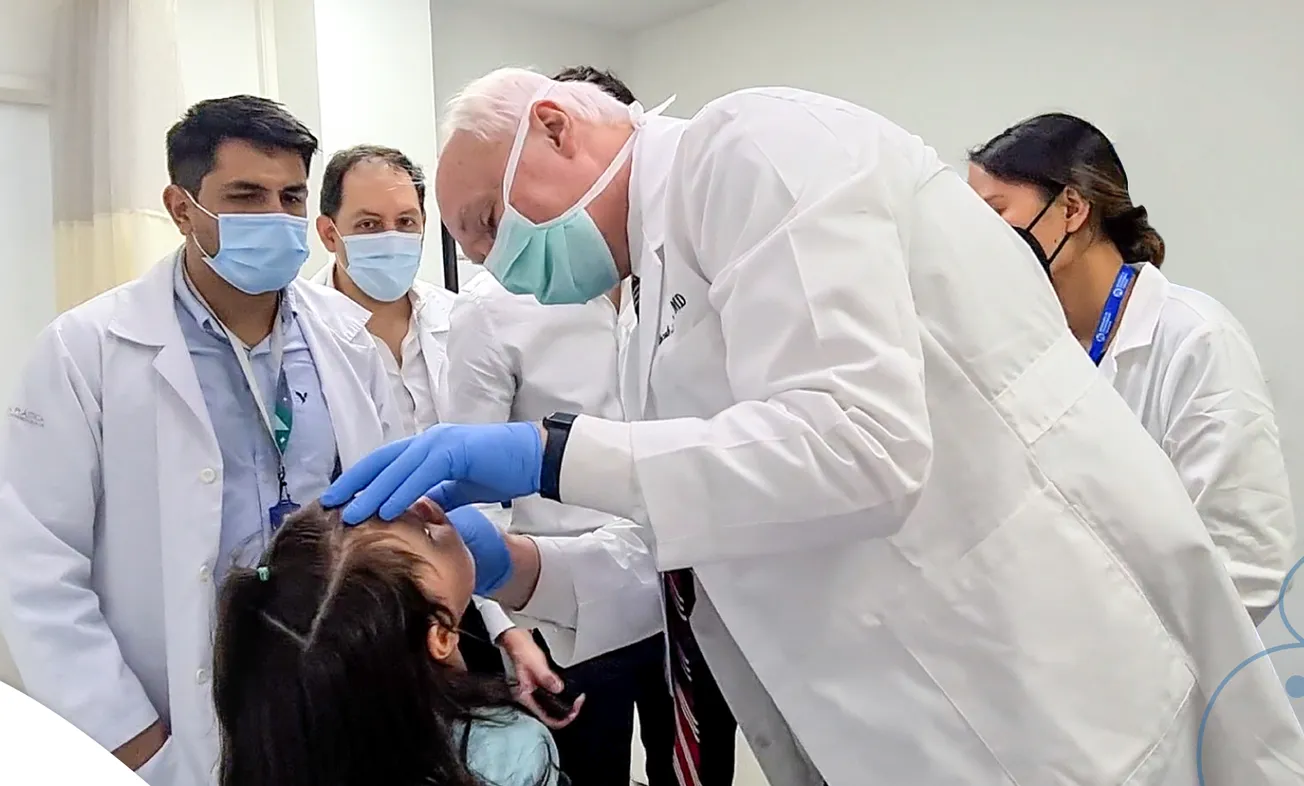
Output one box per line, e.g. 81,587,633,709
435,133,508,209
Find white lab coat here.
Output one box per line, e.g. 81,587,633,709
1101,264,1295,620
308,263,456,426
445,271,659,666
0,251,399,786
309,262,520,640
523,88,1304,784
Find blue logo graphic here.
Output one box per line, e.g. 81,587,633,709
1197,555,1304,784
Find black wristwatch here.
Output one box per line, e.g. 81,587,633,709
539,412,578,502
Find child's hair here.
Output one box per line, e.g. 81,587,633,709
213,502,538,786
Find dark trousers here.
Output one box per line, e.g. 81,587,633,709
536,632,681,786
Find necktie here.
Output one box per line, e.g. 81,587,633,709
634,273,707,785
666,568,705,785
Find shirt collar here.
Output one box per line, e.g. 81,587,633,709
322,260,426,313
173,255,295,342
1103,263,1168,369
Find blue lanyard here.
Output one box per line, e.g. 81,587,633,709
1088,265,1136,365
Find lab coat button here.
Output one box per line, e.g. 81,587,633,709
196,668,209,684
199,468,217,484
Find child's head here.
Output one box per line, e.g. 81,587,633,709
213,499,510,786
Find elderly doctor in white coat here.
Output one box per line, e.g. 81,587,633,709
0,96,397,786
322,69,1304,785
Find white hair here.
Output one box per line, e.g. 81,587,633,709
440,67,631,147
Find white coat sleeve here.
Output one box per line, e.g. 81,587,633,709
443,293,516,425
1160,322,1296,618
0,324,159,752
472,598,516,642
559,97,933,568
510,520,662,667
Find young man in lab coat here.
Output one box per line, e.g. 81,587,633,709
308,145,561,700
0,96,398,786
325,70,1304,785
436,65,685,786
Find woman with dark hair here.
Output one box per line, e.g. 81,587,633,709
213,500,564,786
969,113,1294,623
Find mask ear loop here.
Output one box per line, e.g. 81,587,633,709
499,84,654,231
500,84,554,209
183,190,222,260
1022,187,1072,276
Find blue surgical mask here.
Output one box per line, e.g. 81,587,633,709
483,85,659,306
339,230,423,302
187,193,310,294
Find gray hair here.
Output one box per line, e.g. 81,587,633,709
440,67,631,147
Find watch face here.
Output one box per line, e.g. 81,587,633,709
546,412,578,428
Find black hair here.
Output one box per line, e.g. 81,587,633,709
165,95,319,194
968,112,1166,267
552,65,638,106
320,144,426,219
213,503,552,786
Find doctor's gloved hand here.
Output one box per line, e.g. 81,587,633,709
320,422,544,525
447,505,513,596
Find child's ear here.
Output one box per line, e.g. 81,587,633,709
427,622,460,662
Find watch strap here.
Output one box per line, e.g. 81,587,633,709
539,412,578,502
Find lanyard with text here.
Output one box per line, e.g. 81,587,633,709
1088,264,1137,366
218,313,300,532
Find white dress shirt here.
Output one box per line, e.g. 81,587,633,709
445,271,662,666
1101,263,1295,617
374,298,439,437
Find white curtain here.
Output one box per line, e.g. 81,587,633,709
50,0,186,311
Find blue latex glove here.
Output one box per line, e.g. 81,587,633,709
448,506,513,596
320,422,543,525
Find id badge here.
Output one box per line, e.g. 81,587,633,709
269,500,300,532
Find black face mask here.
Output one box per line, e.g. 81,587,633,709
1017,191,1071,277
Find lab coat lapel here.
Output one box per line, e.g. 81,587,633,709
626,114,686,419
633,245,664,419
411,281,452,406
290,280,382,468
106,249,216,442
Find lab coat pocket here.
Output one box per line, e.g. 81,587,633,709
883,488,1194,786
134,735,176,786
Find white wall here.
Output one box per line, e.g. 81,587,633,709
429,0,624,128
623,0,1304,718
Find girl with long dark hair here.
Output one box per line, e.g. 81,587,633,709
213,499,563,786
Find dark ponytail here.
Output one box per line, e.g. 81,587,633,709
969,113,1166,267
1101,204,1166,268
